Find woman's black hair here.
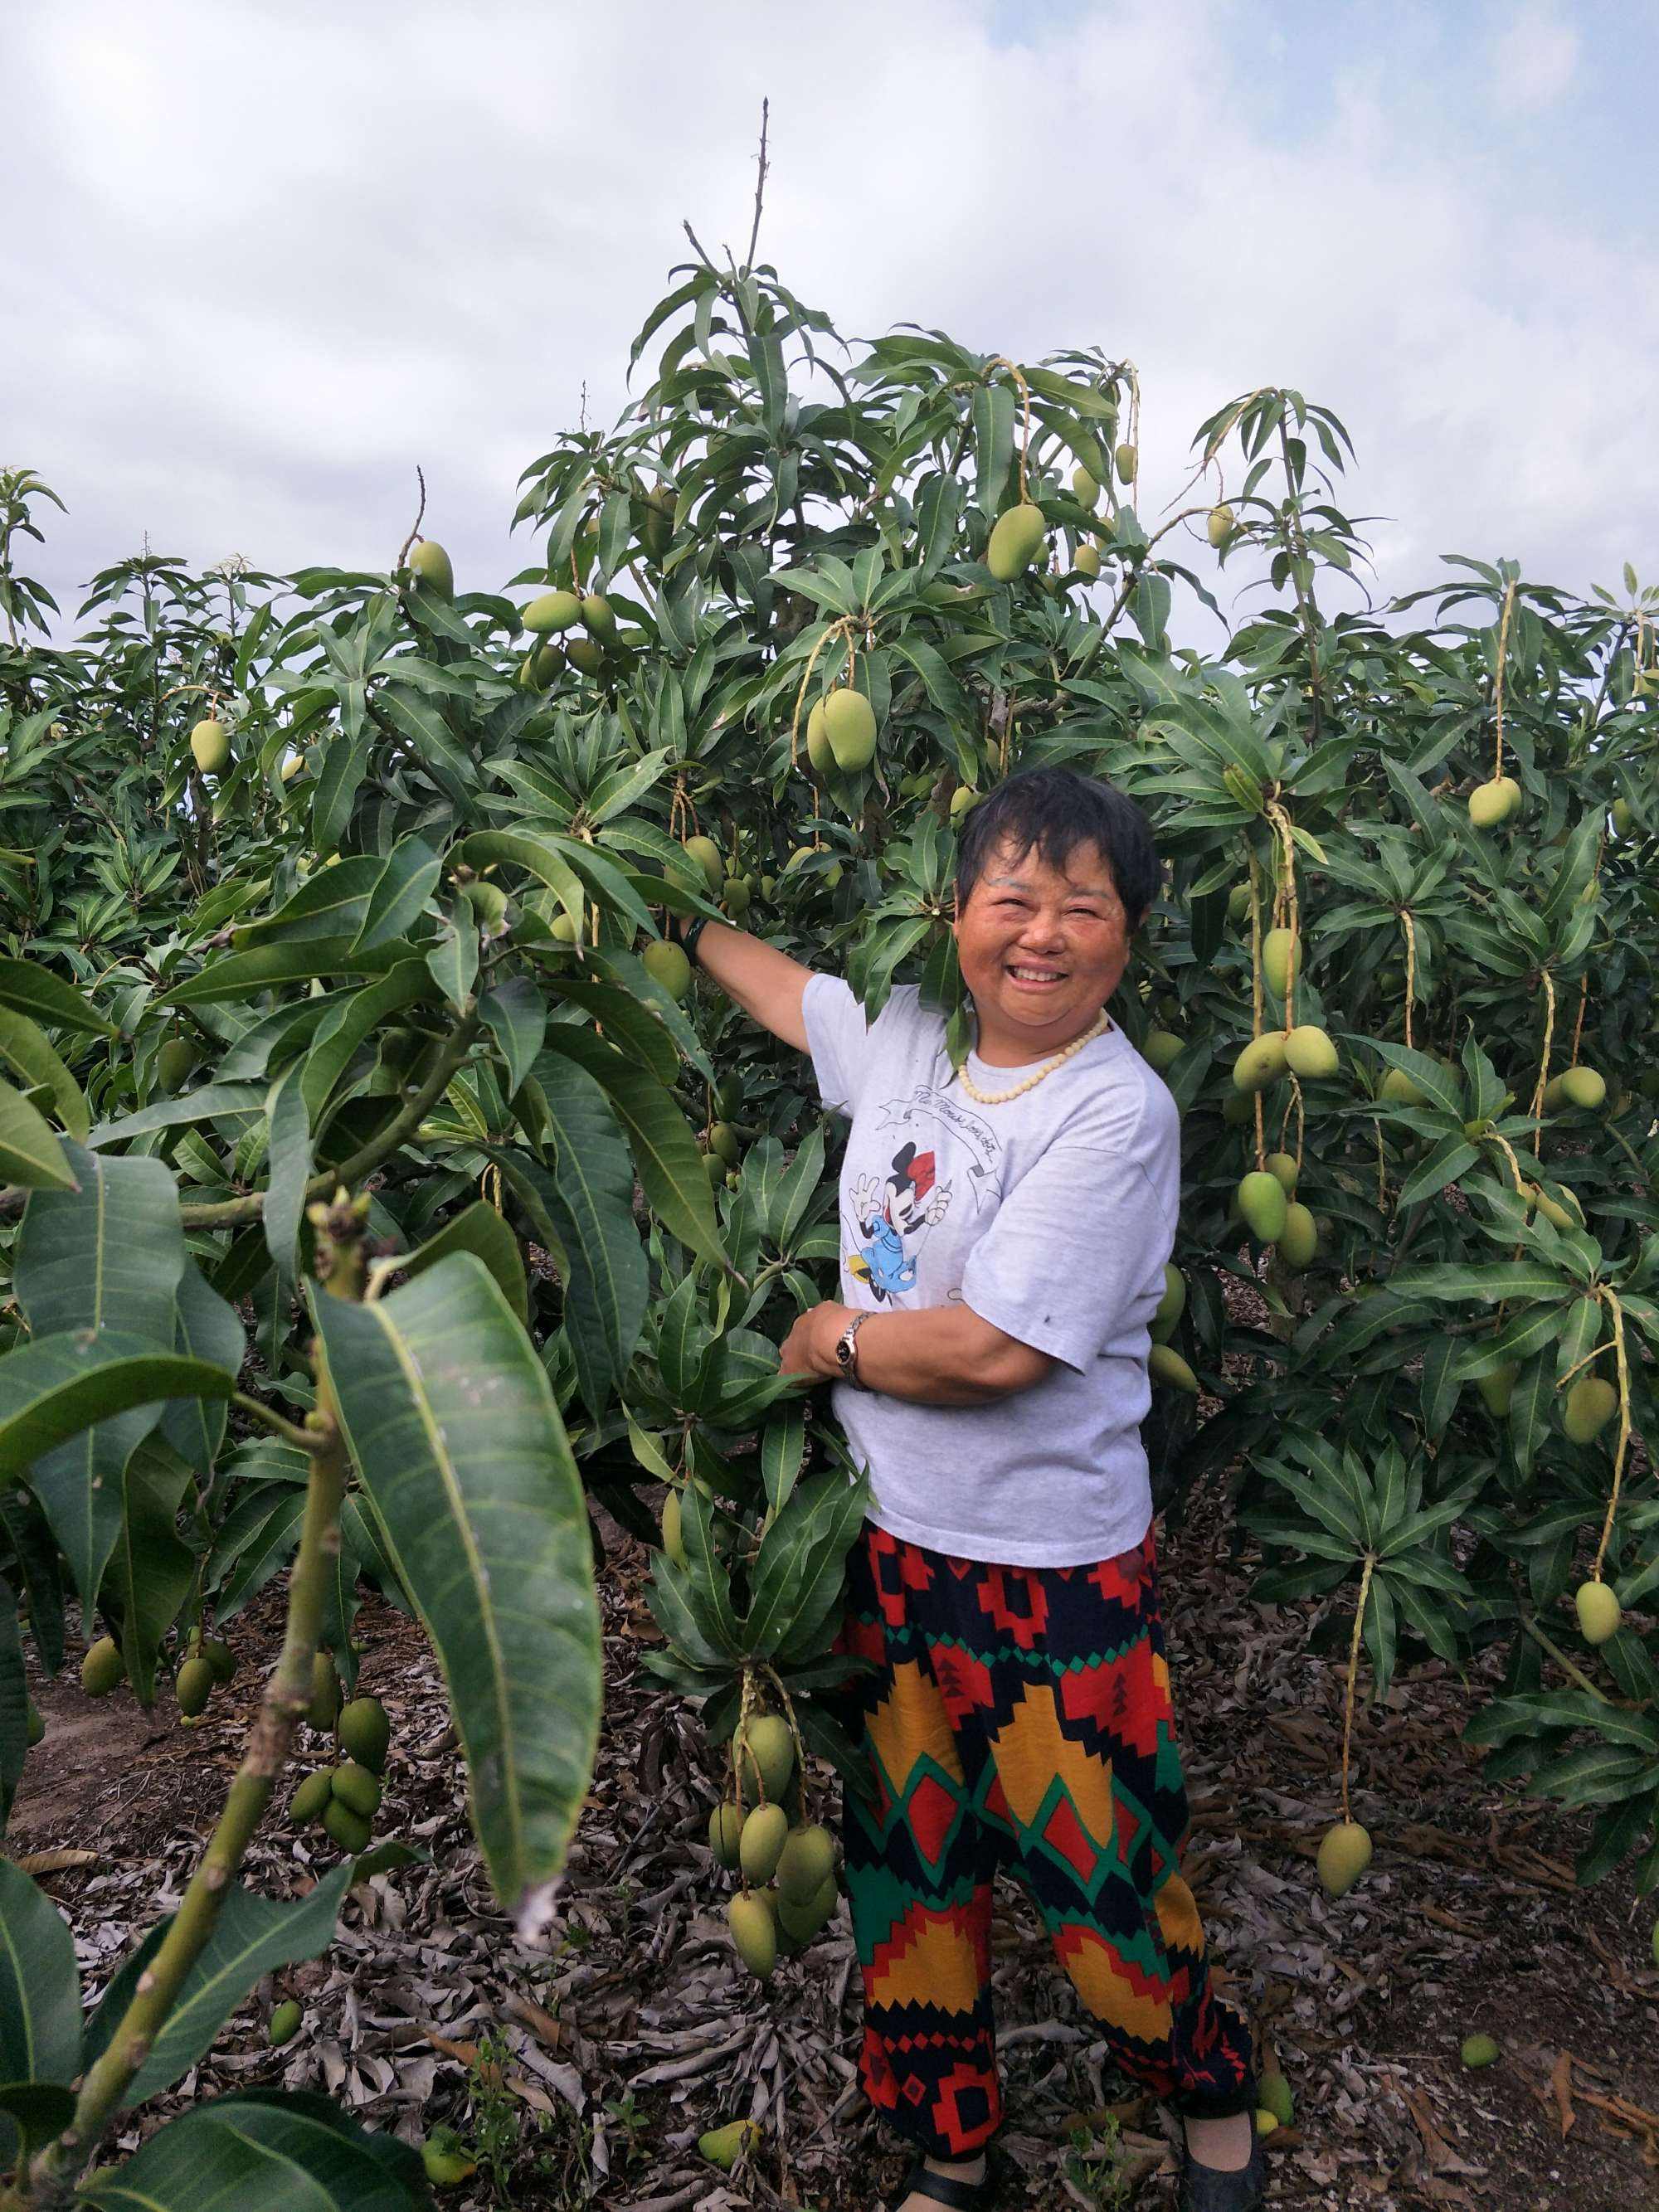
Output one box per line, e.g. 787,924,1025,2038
953,766,1160,931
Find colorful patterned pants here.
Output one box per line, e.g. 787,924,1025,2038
824,1518,1256,2157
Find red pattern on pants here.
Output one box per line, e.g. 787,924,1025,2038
824,1518,1255,2156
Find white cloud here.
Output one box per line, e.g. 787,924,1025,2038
1491,2,1580,111
2,0,1652,648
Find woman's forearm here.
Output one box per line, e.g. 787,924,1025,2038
781,1299,1051,1406
687,921,813,1051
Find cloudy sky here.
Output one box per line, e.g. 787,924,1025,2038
7,0,1655,647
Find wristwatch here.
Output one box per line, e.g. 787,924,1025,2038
834,1311,873,1390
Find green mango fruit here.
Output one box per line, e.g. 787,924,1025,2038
81,1636,124,1697
698,2117,761,2171
727,1890,777,1980
190,718,230,775
722,876,752,918
1207,504,1235,548
1262,926,1300,999
662,1486,688,1569
1474,1362,1519,1418
1283,1024,1338,1080
1560,1065,1607,1111
580,592,616,638
289,1769,334,1825
157,1037,197,1093
1575,1579,1621,1646
175,1656,215,1719
1316,1819,1372,1898
1238,1171,1288,1244
307,1650,341,1732
1071,464,1100,508
776,1821,837,1903
985,502,1045,582
805,698,834,775
331,1761,383,1819
322,1796,372,1855
708,1121,741,1166
682,834,724,894
1074,542,1101,580
25,1700,43,1747
642,940,693,1000
1467,775,1520,828
735,1712,795,1804
1379,1066,1425,1106
1611,796,1633,836
1254,2107,1280,2137
1460,2032,1500,2069
716,1075,745,1120
1142,1028,1183,1072
1258,2070,1294,2126
338,1695,390,1773
708,1800,744,1869
1264,1151,1298,1194
548,912,580,946
1153,1264,1185,1330
268,1999,304,2047
1226,882,1252,923
407,540,454,596
200,1636,237,1684
824,688,878,771
1221,1091,1254,1126
523,588,581,634
1564,1376,1618,1445
1115,441,1138,484
1232,1033,1288,1094
1278,1202,1319,1269
421,2128,478,2187
1148,1344,1199,1393
739,1801,790,1884
776,1875,839,1941
565,636,605,676
950,785,978,821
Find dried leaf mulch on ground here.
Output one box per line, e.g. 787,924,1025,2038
12,1485,1659,2212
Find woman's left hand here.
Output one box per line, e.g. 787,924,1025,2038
778,1300,854,1381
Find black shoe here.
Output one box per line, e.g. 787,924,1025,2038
894,2147,995,2210
1178,2110,1267,2212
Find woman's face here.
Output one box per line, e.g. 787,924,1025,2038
952,836,1133,1060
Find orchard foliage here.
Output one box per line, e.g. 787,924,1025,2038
0,231,1657,2202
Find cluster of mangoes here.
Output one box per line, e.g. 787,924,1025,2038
173,1630,240,1719
287,1675,392,1856
709,1713,841,1980
518,583,626,690
805,687,879,776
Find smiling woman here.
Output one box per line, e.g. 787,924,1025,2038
677,767,1266,2211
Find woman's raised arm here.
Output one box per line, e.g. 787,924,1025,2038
683,920,814,1052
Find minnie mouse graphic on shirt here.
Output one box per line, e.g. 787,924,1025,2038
845,1140,955,1301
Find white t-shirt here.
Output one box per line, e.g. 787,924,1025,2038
802,974,1180,1568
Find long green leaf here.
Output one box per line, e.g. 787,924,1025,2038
536,1032,722,1268
80,2094,425,2212
0,1078,76,1189
0,1334,235,1485
311,1257,602,1933
0,1858,80,2086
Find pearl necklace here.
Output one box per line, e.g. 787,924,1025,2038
956,1008,1112,1105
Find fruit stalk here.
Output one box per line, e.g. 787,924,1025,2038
1339,1553,1375,1826
178,1006,482,1227
23,1349,354,2202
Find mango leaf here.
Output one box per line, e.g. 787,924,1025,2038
387,1199,528,1324
79,2092,425,2212
232,858,382,949
426,920,479,1010
311,1257,602,1935
0,957,115,1038
536,1032,722,1269
300,960,431,1122
450,828,585,936
86,1083,266,1148
103,1437,196,1704
159,1259,247,1475
116,1864,358,2103
0,1858,80,2086
0,1005,90,1140
0,1077,77,1189
351,835,442,955
515,1053,648,1413
17,1140,183,1342
479,975,547,1099
0,1336,232,1490
263,1062,314,1271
